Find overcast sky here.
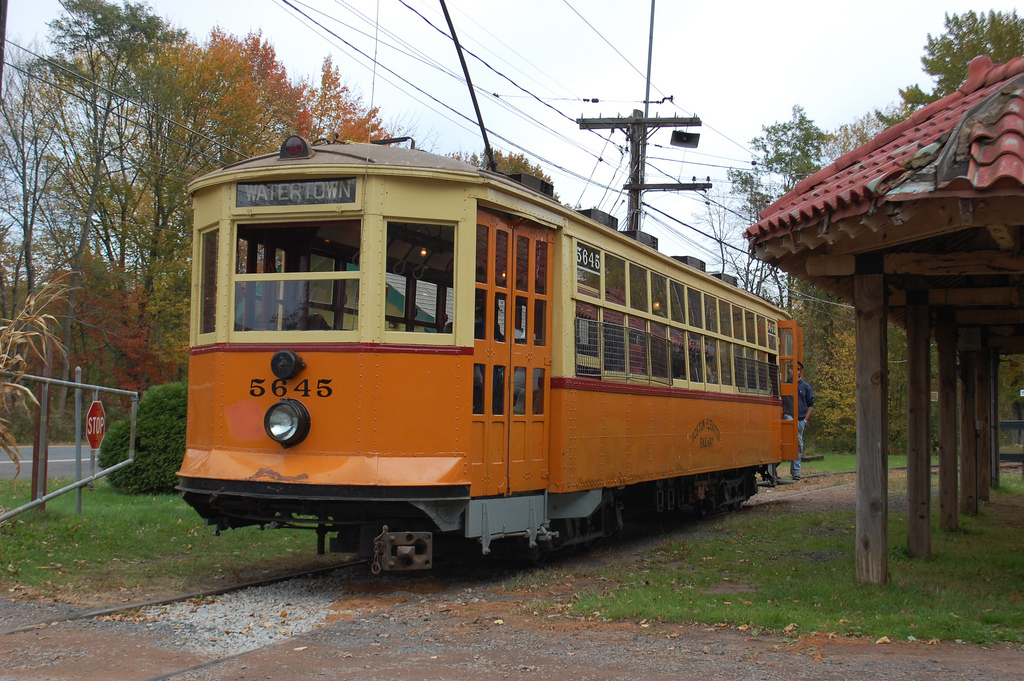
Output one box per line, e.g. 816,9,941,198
6,1,1019,260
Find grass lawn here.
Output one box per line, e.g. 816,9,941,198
534,472,1024,646
0,477,350,605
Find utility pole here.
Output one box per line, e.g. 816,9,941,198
577,111,709,232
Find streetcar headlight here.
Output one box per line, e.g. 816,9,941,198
264,399,311,448
271,350,305,379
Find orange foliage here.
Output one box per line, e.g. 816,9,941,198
297,56,395,144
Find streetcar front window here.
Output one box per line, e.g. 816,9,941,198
385,222,455,333
233,221,360,332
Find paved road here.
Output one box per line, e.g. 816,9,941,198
0,445,100,480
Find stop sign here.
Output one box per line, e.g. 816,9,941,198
86,401,106,450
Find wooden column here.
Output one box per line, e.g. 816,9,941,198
959,350,978,515
991,353,1000,489
976,348,991,501
854,273,888,584
906,301,931,558
935,321,958,531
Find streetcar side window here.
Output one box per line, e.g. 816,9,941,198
604,255,626,306
384,222,455,334
687,288,703,329
629,264,648,313
669,280,686,323
651,274,667,318
200,229,218,336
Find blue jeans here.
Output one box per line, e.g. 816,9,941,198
792,419,806,477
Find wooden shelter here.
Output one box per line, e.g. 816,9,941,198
746,56,1024,584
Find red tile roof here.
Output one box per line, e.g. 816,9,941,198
747,56,1024,245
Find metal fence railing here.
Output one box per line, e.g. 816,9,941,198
0,367,139,523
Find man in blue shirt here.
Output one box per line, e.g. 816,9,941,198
792,361,815,480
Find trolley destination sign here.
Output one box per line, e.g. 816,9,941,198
236,177,357,208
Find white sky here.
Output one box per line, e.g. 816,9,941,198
6,0,1020,261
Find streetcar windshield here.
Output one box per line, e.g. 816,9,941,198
233,221,361,332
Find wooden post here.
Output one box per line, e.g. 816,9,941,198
990,352,1000,489
906,301,931,558
959,350,978,515
976,348,991,501
935,321,958,531
855,273,888,584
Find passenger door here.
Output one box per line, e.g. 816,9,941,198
778,320,802,462
471,210,552,496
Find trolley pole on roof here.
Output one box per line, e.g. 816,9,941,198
576,113,708,232
440,0,497,173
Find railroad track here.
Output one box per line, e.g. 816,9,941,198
0,558,365,637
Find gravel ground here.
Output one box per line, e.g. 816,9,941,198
3,477,1024,680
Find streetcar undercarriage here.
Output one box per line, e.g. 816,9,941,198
178,465,767,572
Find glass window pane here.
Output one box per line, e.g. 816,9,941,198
385,222,455,333
604,255,626,305
475,224,488,284
705,295,718,334
733,306,745,340
650,322,669,379
688,332,704,382
768,319,778,351
532,368,546,414
494,230,509,289
745,311,756,344
575,302,600,376
201,229,218,335
687,288,703,328
720,342,733,386
515,235,529,292
473,363,485,414
513,367,527,415
494,292,507,342
628,316,648,376
629,264,648,312
670,327,687,380
651,273,667,318
669,280,685,322
514,296,528,344
603,309,626,374
492,366,506,415
705,337,719,384
757,314,767,347
576,242,600,298
474,289,487,340
719,300,731,337
534,299,547,346
535,242,548,295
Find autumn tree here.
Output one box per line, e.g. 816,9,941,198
299,56,395,144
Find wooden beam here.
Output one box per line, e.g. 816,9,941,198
885,252,1024,276
906,303,931,558
936,322,959,531
986,224,1019,251
805,254,856,277
855,273,888,584
891,287,1022,309
990,337,1024,352
957,309,1024,325
959,351,979,515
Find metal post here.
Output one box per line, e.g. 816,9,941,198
75,366,82,514
91,388,99,488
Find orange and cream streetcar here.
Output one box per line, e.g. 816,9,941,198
178,136,801,572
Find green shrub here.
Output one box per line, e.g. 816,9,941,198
98,382,187,494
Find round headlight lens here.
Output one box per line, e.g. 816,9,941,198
264,399,311,448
